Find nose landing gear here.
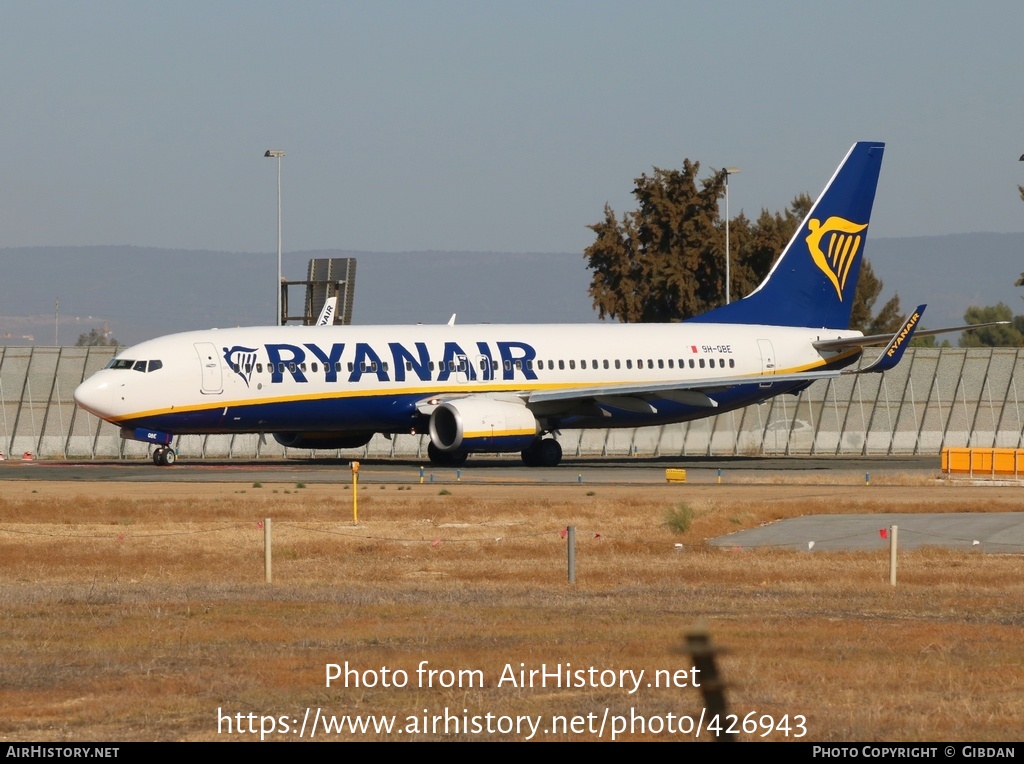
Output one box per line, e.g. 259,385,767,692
152,446,176,466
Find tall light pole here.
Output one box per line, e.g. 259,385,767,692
265,149,285,325
724,166,740,305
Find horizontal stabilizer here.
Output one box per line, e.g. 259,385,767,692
815,319,1009,353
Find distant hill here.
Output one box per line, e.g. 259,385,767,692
867,233,1024,331
0,234,1021,346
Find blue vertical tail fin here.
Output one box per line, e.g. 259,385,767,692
693,141,885,329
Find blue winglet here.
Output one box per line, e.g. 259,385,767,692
856,305,926,373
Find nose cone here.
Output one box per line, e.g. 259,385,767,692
74,377,115,421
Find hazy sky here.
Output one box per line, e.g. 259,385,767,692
2,1,1022,255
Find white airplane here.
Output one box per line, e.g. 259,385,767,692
74,141,928,467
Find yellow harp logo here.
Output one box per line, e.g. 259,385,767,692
805,216,868,301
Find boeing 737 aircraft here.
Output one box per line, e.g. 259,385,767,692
74,141,928,467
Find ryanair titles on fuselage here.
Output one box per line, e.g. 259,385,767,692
223,340,540,387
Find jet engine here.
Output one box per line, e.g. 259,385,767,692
273,432,374,450
429,397,539,453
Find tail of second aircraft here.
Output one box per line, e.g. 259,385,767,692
693,141,885,330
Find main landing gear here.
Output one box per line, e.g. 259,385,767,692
424,438,563,468
152,446,176,466
521,438,562,467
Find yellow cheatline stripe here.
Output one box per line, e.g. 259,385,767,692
463,428,538,438
109,349,862,424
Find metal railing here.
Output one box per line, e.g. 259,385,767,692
3,346,1022,460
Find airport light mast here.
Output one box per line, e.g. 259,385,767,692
724,166,740,305
265,149,285,325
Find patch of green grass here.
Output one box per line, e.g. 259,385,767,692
664,504,694,535
438,489,452,496
253,482,262,488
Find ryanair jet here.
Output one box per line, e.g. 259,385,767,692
74,141,927,467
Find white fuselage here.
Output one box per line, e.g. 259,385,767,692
73,321,858,438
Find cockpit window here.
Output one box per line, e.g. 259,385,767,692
106,358,163,373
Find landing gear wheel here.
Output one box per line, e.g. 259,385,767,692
538,438,562,467
522,438,562,467
153,446,176,466
521,439,542,467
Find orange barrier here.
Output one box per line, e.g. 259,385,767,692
941,448,1024,478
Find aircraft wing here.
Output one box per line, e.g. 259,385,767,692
529,306,927,410
526,368,839,408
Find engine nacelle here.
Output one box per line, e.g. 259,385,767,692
273,432,374,450
429,398,539,453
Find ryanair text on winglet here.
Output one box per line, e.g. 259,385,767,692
886,311,921,358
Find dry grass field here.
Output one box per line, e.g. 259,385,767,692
1,476,1022,742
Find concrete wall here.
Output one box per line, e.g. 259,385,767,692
3,346,1022,460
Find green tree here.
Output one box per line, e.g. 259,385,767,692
585,161,726,322
584,162,900,330
910,333,951,348
75,326,118,347
848,259,903,334
958,303,1022,347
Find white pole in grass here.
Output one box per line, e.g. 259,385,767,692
265,518,272,584
888,525,897,586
